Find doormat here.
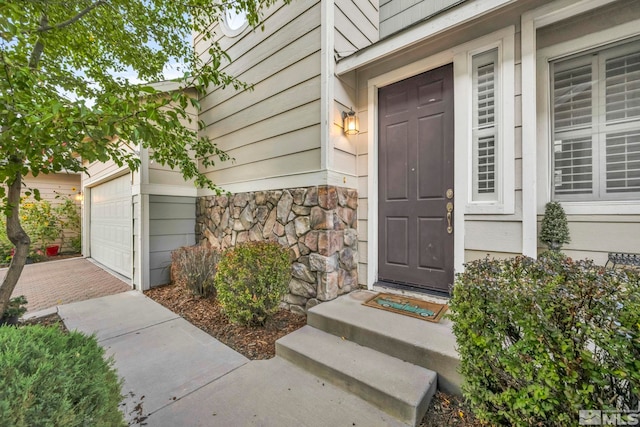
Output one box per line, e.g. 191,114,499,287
363,293,448,323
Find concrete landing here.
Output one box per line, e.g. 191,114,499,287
307,290,462,396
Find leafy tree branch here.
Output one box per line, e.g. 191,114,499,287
0,0,291,314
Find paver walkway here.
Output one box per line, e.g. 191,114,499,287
3,258,131,314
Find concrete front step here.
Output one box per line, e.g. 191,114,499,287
276,325,437,426
307,290,462,396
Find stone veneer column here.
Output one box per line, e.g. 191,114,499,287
195,186,358,314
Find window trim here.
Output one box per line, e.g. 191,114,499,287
536,18,640,215
455,30,515,214
471,48,500,203
219,2,249,38
550,41,640,202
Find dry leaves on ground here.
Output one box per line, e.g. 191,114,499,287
421,392,483,427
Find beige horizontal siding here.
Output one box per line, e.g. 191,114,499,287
466,221,523,254
333,0,377,186
199,4,322,112
22,173,82,253
335,0,379,56
205,52,321,123
204,148,321,185
379,0,463,39
207,101,321,155
536,215,640,262
197,1,322,193
22,173,81,203
84,159,126,186
204,76,321,140
213,125,321,172
536,0,640,50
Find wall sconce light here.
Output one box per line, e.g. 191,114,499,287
342,107,359,135
74,192,83,202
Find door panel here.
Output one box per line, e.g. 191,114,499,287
378,63,454,293
386,217,409,266
385,122,410,200
418,113,444,199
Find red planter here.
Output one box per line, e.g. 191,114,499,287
45,245,60,257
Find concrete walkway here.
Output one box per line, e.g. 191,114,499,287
58,291,407,426
4,258,130,314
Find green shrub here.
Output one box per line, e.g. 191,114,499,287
0,325,125,427
171,245,219,298
0,217,12,264
20,198,61,252
54,196,81,253
450,253,640,426
215,241,291,326
1,296,27,320
539,201,570,251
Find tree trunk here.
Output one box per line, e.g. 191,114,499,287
0,172,31,316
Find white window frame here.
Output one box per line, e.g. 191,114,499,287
471,49,500,202
536,18,640,215
365,26,515,289
460,40,515,213
550,40,640,202
219,1,248,38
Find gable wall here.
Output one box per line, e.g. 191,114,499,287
332,0,379,182
379,0,465,39
196,1,323,194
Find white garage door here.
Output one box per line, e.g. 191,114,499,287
90,174,132,278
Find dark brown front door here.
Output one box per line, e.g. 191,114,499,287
378,64,454,293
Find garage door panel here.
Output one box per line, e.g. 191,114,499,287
90,175,132,278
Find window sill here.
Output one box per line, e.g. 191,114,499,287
465,202,514,215
544,201,640,215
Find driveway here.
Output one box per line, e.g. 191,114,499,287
3,258,131,314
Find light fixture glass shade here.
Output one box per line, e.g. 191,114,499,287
343,109,359,135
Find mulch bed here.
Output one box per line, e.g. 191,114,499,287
144,282,307,360
20,313,68,333
421,392,482,426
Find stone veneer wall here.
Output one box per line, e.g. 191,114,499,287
195,186,358,314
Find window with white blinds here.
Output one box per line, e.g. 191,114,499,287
472,49,499,201
551,40,640,201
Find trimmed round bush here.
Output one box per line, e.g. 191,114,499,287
215,241,291,325
0,325,125,427
450,253,640,426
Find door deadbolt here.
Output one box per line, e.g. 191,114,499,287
446,188,453,199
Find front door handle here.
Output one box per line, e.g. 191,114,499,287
446,202,453,234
